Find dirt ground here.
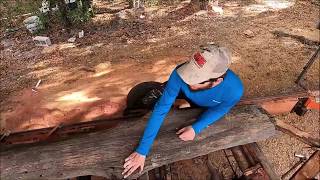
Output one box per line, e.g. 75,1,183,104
0,0,319,179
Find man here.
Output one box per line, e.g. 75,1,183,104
122,43,244,178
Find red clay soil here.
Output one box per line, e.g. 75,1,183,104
1,57,183,132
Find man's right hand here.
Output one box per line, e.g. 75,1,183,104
122,152,146,178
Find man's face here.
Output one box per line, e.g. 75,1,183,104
188,77,224,91
188,81,213,91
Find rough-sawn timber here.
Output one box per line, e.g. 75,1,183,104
0,105,276,179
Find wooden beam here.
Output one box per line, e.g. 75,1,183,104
275,119,320,148
0,105,276,180
290,150,320,180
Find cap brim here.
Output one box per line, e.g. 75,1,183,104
177,61,209,85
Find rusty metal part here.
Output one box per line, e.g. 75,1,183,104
0,130,11,142
46,123,63,138
0,110,147,148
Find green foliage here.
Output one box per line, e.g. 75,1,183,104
34,11,49,33
65,0,93,26
0,0,42,29
1,0,41,17
0,0,93,32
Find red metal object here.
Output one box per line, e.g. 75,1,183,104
304,97,320,110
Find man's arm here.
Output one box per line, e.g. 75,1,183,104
136,70,181,156
191,99,239,135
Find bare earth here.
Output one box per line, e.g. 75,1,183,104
0,0,319,179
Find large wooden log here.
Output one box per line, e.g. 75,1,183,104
0,105,276,180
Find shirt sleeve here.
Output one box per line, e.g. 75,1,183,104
191,99,239,135
136,70,181,156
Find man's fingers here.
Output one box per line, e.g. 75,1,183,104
179,132,187,138
125,153,136,162
123,159,133,168
124,165,139,178
123,152,146,178
122,162,133,175
122,168,129,175
179,134,185,140
179,133,189,141
122,159,137,174
139,164,144,174
176,127,186,134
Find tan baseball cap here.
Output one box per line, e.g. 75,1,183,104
177,44,231,85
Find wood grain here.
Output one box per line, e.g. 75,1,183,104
0,105,276,180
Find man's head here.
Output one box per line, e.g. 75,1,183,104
188,73,226,91
177,43,231,89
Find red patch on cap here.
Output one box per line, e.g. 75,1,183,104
194,52,207,68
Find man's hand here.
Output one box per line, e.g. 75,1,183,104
122,152,146,178
176,125,196,141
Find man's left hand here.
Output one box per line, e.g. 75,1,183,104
176,126,195,141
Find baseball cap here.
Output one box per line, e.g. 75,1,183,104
177,44,231,85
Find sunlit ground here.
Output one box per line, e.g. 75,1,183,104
1,0,318,133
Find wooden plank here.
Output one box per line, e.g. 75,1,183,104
290,151,320,180
273,29,320,46
0,105,276,180
275,119,320,148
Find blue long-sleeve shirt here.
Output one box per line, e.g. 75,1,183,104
136,68,244,156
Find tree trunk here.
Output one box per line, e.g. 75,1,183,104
0,105,276,180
